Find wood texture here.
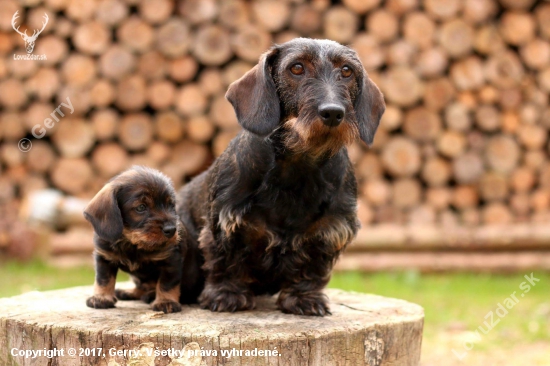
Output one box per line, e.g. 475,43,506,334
2,0,550,257
0,286,424,366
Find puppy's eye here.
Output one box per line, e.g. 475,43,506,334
290,63,304,76
135,204,147,213
341,66,352,78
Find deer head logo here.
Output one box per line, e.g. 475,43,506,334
12,11,49,54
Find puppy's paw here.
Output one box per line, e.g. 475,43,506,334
86,295,117,309
277,291,331,316
199,286,255,312
152,300,182,314
115,288,139,301
141,291,156,304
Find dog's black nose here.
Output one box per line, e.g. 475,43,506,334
318,104,345,127
162,224,177,238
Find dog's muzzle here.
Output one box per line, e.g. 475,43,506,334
318,103,345,127
162,223,177,238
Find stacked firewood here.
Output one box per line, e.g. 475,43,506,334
350,0,550,228
0,0,549,253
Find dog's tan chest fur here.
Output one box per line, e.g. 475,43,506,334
218,209,356,253
95,244,173,273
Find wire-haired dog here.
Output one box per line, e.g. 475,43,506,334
84,166,200,314
177,38,385,316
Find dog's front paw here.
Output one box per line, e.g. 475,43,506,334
199,285,255,312
152,300,182,314
86,295,117,309
277,291,331,316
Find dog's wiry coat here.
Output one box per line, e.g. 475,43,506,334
177,38,385,316
84,166,199,313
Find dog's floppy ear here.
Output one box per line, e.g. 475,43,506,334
226,48,280,136
354,71,386,146
84,183,123,242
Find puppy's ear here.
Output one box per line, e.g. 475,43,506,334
226,47,280,136
354,72,386,146
84,184,123,242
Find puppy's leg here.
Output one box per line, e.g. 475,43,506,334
114,287,146,301
86,254,118,309
115,276,155,302
151,256,183,314
198,227,255,312
179,236,205,305
140,290,156,304
276,249,333,316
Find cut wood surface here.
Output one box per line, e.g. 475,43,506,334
336,251,550,272
351,224,550,250
3,0,550,256
381,137,421,177
0,286,424,366
324,6,359,44
193,25,233,66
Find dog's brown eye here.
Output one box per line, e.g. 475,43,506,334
136,204,146,213
290,63,304,76
341,66,352,78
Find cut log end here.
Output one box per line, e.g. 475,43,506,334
0,286,424,366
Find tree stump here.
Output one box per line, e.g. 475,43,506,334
0,285,424,366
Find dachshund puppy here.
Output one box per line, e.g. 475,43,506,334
177,38,385,316
85,166,186,314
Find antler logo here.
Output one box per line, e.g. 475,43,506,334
11,11,49,54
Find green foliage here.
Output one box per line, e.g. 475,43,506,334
0,260,128,298
330,271,550,353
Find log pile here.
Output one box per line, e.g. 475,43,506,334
0,0,549,259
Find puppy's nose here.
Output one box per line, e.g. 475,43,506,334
318,104,345,127
162,224,177,238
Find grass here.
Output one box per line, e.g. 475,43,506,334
1,262,549,364
0,260,128,298
330,271,550,365
330,271,550,338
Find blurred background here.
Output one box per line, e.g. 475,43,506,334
0,0,549,364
